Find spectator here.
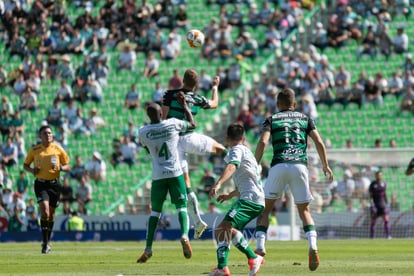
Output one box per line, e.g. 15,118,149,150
142,51,159,79
402,53,414,74
362,77,383,106
198,169,216,195
55,79,73,103
310,187,323,214
175,4,189,29
311,22,328,51
168,69,183,90
110,138,123,169
63,99,78,122
327,19,348,50
392,26,409,54
201,36,218,61
61,177,74,204
68,107,89,136
119,135,138,168
198,70,212,96
68,211,85,231
357,30,377,61
374,72,388,96
75,174,92,214
25,198,36,215
334,65,351,105
26,211,41,232
240,32,258,60
85,76,103,103
19,87,38,112
300,94,318,121
116,41,137,72
336,170,355,205
378,31,392,61
400,85,414,114
7,192,26,217
67,28,86,55
152,82,165,106
15,170,29,200
216,35,232,61
7,205,25,232
67,155,86,183
236,104,255,133
261,24,282,50
0,109,12,141
207,201,221,214
374,139,382,148
26,71,41,94
1,137,18,168
59,54,75,82
387,71,404,99
13,73,27,96
85,151,107,183
10,111,24,138
124,83,142,111
160,34,180,61
46,99,64,127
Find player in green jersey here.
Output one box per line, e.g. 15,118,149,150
254,88,333,271
163,69,227,239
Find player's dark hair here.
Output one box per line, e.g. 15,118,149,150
38,125,52,134
227,123,245,142
146,103,162,122
277,88,296,108
183,69,198,89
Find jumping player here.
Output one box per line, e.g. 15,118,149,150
137,94,194,263
162,69,227,239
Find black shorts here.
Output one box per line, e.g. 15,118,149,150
34,179,62,208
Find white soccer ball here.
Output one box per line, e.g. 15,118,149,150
186,29,205,48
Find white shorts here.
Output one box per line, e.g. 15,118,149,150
178,133,215,173
265,163,313,204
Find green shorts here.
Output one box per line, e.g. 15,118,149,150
151,175,187,212
224,199,264,231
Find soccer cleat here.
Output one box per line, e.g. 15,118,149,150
194,221,208,239
254,249,266,257
137,251,153,263
41,243,51,254
180,238,192,259
308,249,320,271
248,255,264,276
209,266,231,276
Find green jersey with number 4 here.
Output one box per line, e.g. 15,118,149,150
263,110,316,167
139,118,189,180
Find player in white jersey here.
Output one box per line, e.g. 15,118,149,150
137,94,194,264
209,123,265,276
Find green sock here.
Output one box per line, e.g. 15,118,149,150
232,231,256,259
186,187,192,194
145,216,159,249
217,241,230,269
178,209,189,236
221,149,229,158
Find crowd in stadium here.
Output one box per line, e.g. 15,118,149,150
0,0,413,233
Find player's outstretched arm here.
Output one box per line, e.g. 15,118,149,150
208,76,220,109
309,129,334,182
255,130,270,164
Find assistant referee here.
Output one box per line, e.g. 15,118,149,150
24,125,70,254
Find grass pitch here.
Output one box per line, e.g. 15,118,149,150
1,239,414,275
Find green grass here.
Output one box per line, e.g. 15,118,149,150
1,239,414,275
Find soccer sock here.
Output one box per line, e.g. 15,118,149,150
384,221,390,238
232,230,256,259
216,241,230,269
40,219,49,245
255,226,267,251
177,208,189,237
187,191,204,225
221,149,229,158
47,220,54,242
146,212,160,250
304,225,318,250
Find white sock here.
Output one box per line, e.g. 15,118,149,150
187,192,204,225
306,230,318,250
255,231,266,251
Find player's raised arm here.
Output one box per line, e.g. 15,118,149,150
208,76,220,109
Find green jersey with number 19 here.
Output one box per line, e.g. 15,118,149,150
263,110,316,167
225,144,265,207
139,118,189,180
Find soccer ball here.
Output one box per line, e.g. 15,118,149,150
186,29,205,48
